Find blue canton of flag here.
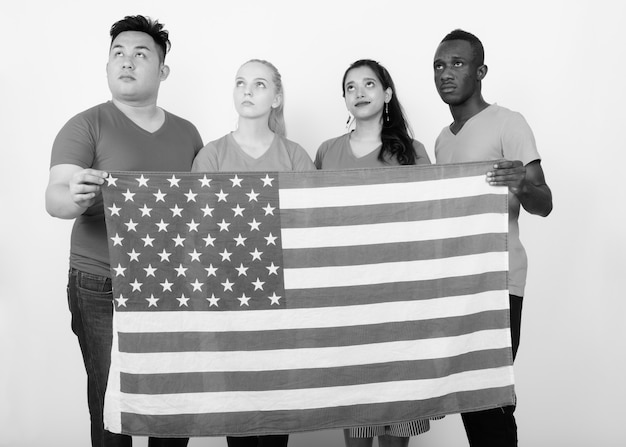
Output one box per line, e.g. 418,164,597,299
104,172,284,311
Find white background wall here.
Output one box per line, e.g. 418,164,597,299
1,0,624,446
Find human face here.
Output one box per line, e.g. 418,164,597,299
433,39,484,106
343,66,391,122
106,31,168,105
233,62,281,120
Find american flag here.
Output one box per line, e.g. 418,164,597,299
102,161,514,437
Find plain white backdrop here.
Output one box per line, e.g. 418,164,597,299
1,0,624,446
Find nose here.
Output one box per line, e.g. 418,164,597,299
122,56,134,70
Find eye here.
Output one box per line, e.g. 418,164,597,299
135,52,145,58
454,61,464,67
365,81,376,88
434,63,443,70
345,85,355,92
255,81,267,89
235,80,245,87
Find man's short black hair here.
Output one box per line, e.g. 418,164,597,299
110,15,170,62
441,29,485,66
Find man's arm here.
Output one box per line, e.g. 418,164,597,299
487,159,553,217
46,164,108,219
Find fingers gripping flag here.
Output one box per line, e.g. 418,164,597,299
101,161,514,437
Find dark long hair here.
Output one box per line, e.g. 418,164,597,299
342,59,416,165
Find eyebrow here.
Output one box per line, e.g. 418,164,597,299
235,77,269,82
111,44,153,52
345,77,377,85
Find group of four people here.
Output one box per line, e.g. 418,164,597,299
45,14,552,447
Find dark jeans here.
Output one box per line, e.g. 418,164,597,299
226,435,289,447
67,268,189,447
461,294,523,447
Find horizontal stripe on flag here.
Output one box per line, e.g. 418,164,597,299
116,328,511,374
281,214,506,249
276,161,502,189
116,367,514,414
279,175,504,210
113,290,508,333
285,272,504,308
281,195,505,228
119,309,509,353
119,385,514,436
121,348,511,394
284,252,507,290
283,234,505,268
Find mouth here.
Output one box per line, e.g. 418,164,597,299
119,75,136,81
241,100,254,106
438,83,456,93
354,100,371,107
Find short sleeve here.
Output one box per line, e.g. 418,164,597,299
501,112,540,166
50,113,97,168
290,144,316,171
412,140,431,165
191,142,220,172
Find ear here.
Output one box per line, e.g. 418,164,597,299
272,93,283,109
384,87,393,103
160,64,170,81
477,64,488,81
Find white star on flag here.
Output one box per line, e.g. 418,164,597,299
205,264,218,277
198,175,212,187
115,295,128,307
130,279,142,292
153,190,166,202
105,175,117,186
167,175,180,187
207,294,220,307
261,174,274,186
160,279,173,292
146,294,159,307
170,204,183,217
111,233,124,246
230,175,243,187
108,204,121,216
122,189,135,202
246,189,259,202
136,175,149,187
127,249,140,262
185,189,198,202
113,264,126,276
139,204,152,217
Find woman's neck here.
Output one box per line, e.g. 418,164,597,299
232,118,275,159
349,118,383,158
351,117,382,143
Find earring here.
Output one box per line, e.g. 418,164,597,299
346,115,354,129
385,102,389,122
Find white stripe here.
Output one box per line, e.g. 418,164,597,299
281,213,507,249
279,175,505,210
284,252,508,290
114,290,508,333
116,328,511,374
116,366,514,414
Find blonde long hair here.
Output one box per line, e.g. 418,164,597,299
244,59,286,136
